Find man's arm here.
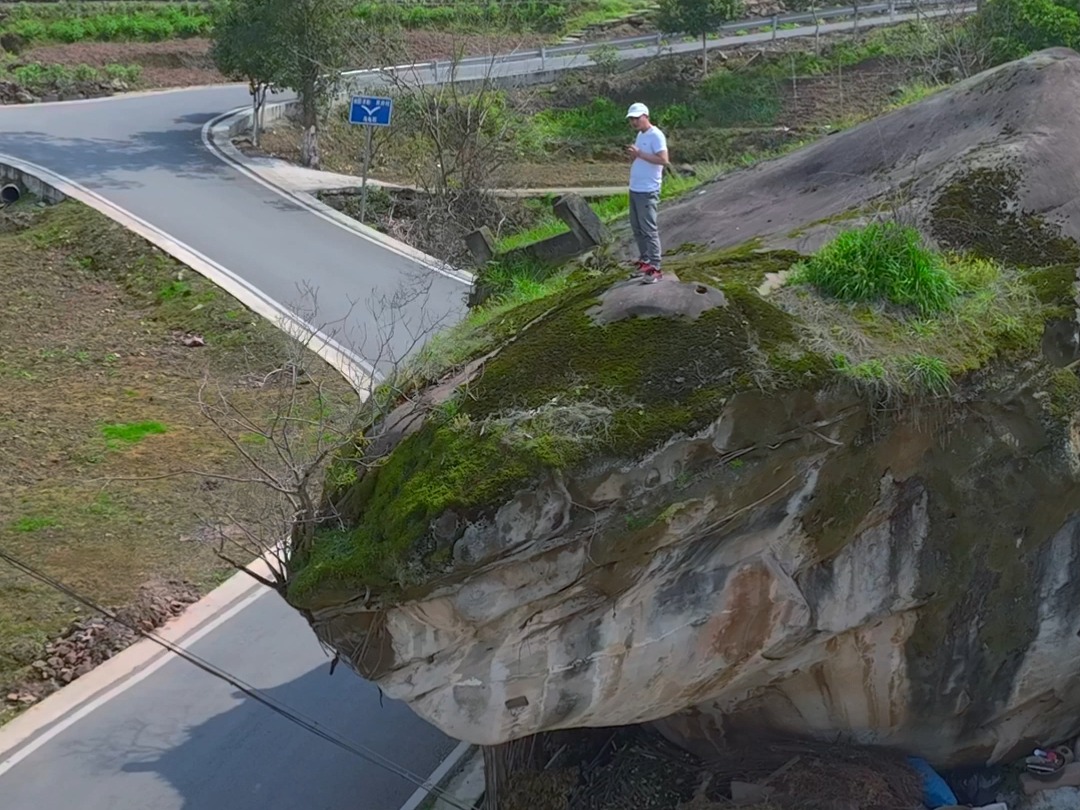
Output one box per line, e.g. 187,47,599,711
635,149,669,166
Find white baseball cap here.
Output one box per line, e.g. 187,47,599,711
626,102,649,118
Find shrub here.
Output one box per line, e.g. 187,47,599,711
968,0,1080,65
793,222,959,314
9,61,142,93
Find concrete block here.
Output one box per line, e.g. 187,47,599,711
553,192,608,248
521,231,581,263
464,226,496,266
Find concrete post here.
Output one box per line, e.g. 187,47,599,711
464,227,496,266
552,194,608,249
540,45,546,70
772,15,778,40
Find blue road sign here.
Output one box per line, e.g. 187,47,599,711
349,95,393,127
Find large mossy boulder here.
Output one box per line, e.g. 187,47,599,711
282,50,1080,766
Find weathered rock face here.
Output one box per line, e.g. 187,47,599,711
299,375,1080,764
656,48,1080,263
284,49,1080,767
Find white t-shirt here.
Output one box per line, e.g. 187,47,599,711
629,125,668,193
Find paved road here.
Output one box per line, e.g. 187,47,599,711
0,590,458,809
0,85,470,374
0,85,465,810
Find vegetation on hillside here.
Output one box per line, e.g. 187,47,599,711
0,0,657,46
5,61,141,93
0,2,212,43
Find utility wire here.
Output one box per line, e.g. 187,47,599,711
0,549,472,810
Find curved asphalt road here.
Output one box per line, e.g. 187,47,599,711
0,84,464,810
0,85,470,373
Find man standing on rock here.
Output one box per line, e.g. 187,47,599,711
625,102,670,283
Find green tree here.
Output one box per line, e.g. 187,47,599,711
209,0,281,147
210,0,356,167
969,0,1080,64
268,0,356,168
656,0,742,73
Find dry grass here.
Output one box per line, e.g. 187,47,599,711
0,199,354,723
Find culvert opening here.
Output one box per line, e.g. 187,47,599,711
695,284,708,294
0,184,21,205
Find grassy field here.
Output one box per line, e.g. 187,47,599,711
0,199,355,723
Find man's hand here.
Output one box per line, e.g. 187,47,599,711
626,145,641,160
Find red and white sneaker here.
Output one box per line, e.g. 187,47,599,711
640,264,662,283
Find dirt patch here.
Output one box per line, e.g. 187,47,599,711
493,726,925,810
393,30,549,62
19,38,223,89
778,55,910,127
5,578,199,707
0,200,354,725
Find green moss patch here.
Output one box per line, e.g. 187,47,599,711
931,166,1080,267
101,420,168,450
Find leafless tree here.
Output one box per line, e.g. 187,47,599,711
349,36,539,262
886,3,997,83
108,267,459,592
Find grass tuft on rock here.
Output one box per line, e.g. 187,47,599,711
792,222,959,315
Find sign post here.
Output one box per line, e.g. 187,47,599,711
348,95,394,225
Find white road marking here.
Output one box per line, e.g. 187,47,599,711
398,740,474,810
200,108,474,287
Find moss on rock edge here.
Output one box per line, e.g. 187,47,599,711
287,233,1080,603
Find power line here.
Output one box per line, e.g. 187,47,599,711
0,549,472,810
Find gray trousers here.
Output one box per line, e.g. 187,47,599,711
629,190,661,268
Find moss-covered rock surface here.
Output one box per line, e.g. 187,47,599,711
281,49,1080,764
288,222,1076,607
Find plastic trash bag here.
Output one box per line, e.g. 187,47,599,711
908,756,960,808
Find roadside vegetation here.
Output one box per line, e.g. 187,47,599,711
0,0,653,47
353,0,651,33
0,198,354,723
0,2,212,44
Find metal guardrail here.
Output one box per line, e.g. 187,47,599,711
343,0,970,78
334,0,973,95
